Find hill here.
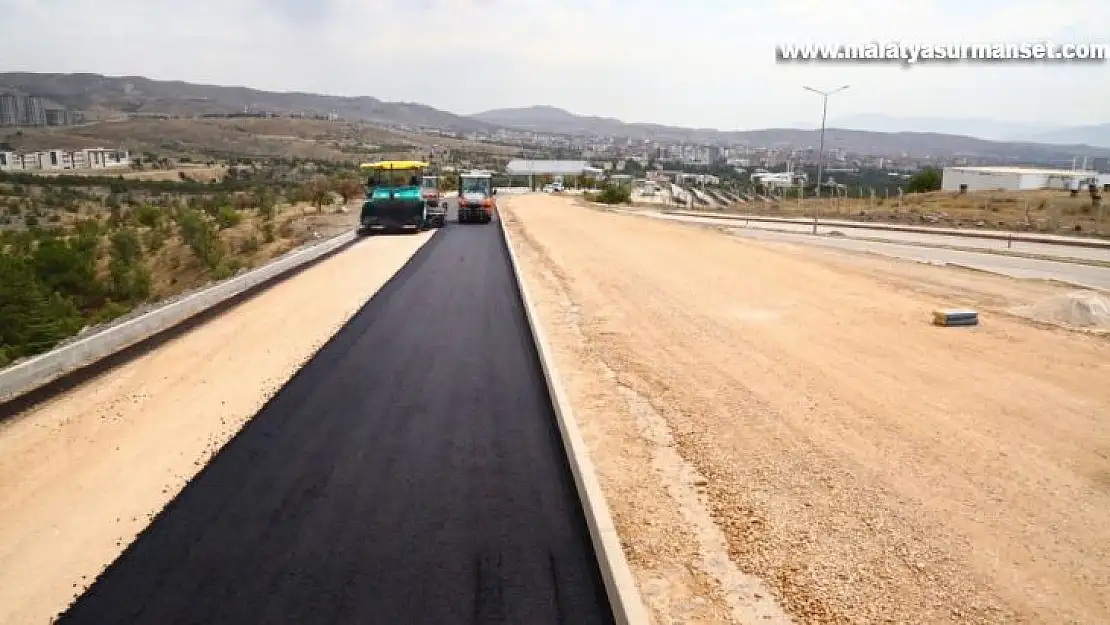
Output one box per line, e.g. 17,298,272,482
472,106,1110,161
4,73,1107,161
0,117,519,163
0,72,494,132
828,113,1062,142
470,105,723,140
830,114,1110,150
1019,123,1110,150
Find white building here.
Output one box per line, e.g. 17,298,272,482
0,148,131,172
941,166,1100,192
675,173,719,185
751,171,806,191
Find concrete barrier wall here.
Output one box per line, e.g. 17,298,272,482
0,231,357,404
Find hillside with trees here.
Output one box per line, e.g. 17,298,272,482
0,163,365,367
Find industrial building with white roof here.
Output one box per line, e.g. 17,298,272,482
941,166,1110,192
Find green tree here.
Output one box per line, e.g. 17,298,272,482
216,205,242,229
134,204,163,229
31,233,102,310
108,227,151,301
0,254,85,363
110,227,142,264
174,207,224,269
906,167,942,193
256,188,277,221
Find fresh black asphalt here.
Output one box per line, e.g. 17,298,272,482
56,203,615,625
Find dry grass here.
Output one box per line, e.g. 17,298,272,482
716,189,1110,237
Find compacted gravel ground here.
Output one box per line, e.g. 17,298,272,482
503,194,1110,625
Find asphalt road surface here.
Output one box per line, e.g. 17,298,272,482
56,203,614,625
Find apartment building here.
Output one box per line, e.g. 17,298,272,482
0,148,131,171
0,94,81,126
0,94,49,126
0,94,24,126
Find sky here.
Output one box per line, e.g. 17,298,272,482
2,0,1108,131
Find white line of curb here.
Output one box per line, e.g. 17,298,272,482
0,231,358,404
499,216,650,625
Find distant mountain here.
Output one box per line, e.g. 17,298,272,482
471,105,724,140
471,106,1110,161
828,113,1063,142
0,72,494,132
4,74,1107,161
1018,124,1110,150
831,114,1110,149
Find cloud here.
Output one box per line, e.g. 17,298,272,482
0,0,1106,129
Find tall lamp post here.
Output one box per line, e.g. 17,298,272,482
803,84,849,234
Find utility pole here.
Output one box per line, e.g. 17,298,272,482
803,84,849,234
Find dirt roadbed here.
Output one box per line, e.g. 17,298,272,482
0,232,432,625
502,195,1110,624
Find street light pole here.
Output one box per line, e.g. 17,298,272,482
803,84,849,234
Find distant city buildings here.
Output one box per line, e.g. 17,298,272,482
0,148,131,172
0,94,84,127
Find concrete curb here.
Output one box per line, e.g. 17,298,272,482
0,231,357,404
498,215,649,625
665,209,1110,250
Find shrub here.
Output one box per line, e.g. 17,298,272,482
239,235,260,253
173,207,224,269
144,227,167,252
906,167,942,194
591,184,632,205
134,204,162,228
216,205,242,229
92,300,132,324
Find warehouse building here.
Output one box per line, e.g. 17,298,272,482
941,166,1102,192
